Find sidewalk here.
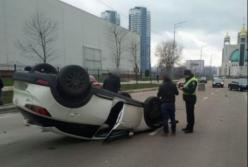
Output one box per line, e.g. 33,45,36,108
0,104,16,114
1,81,161,92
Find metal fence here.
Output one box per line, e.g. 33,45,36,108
0,64,161,83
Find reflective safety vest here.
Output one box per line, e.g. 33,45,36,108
183,77,198,95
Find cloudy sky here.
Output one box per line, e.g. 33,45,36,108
60,0,247,67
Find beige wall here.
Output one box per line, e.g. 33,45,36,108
0,0,140,71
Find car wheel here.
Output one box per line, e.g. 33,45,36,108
239,87,243,92
144,97,162,129
57,65,90,97
31,63,58,74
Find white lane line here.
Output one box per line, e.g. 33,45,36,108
203,96,209,100
149,127,162,136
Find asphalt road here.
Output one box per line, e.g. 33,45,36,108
0,83,247,167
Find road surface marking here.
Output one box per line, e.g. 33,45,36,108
211,92,215,95
149,127,162,136
203,97,209,100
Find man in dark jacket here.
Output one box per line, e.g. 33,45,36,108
157,73,179,134
179,69,198,133
0,76,4,105
103,72,121,93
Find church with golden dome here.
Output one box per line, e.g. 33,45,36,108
221,25,247,77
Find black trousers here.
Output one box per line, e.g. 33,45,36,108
184,95,196,130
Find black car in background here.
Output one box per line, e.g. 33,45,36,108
212,78,224,88
228,78,248,91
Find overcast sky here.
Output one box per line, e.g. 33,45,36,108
60,0,247,67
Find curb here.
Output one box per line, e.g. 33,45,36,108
2,86,13,92
0,104,17,114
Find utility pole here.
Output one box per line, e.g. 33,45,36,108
172,21,186,77
200,46,206,76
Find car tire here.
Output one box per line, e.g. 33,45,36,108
31,63,58,74
57,65,90,97
239,87,243,92
144,97,162,129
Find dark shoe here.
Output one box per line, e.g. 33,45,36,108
171,130,176,135
184,129,193,133
182,128,189,131
163,126,169,134
171,127,176,134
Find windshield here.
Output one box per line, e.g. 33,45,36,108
214,79,223,82
239,79,247,84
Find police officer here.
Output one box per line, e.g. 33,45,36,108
158,73,179,135
179,69,198,133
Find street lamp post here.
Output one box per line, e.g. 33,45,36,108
200,46,206,76
171,21,186,77
173,21,187,54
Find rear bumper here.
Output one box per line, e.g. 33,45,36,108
18,107,100,139
212,83,224,87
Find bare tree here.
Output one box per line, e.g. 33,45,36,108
17,12,58,63
130,38,140,84
110,25,127,69
155,40,182,74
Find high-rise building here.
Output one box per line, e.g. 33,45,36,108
129,7,151,72
101,10,120,26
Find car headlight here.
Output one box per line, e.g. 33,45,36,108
221,82,224,84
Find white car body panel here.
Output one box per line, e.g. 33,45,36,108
12,70,160,140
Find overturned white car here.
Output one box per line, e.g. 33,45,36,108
13,64,161,141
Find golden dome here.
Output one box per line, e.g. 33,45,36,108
240,25,247,36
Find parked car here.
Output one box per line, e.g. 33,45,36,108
13,64,161,141
199,76,207,83
228,78,248,91
212,78,224,88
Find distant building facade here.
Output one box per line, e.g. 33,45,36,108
101,10,120,26
186,60,205,75
129,7,151,72
0,0,140,72
221,26,247,77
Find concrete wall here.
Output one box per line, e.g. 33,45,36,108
185,60,204,74
0,0,140,71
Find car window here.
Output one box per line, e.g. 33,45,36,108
214,79,222,82
239,79,247,84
